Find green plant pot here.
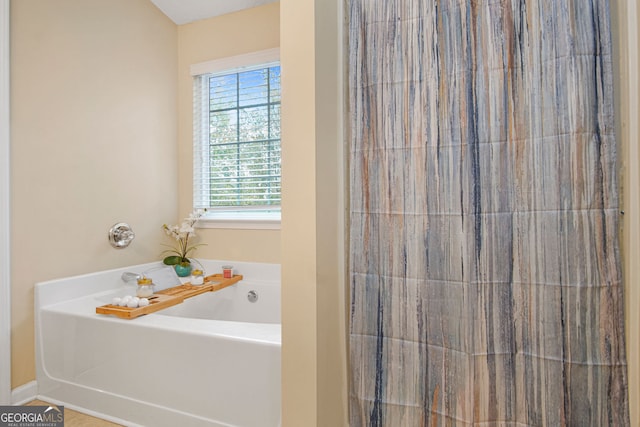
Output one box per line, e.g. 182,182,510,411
174,263,192,277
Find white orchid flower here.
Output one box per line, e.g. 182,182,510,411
161,209,207,267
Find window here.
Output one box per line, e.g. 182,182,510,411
192,49,281,228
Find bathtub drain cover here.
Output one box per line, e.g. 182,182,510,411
247,290,258,303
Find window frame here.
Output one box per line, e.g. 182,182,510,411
191,48,281,230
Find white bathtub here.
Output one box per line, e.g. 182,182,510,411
35,260,281,427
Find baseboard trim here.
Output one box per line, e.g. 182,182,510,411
11,381,37,405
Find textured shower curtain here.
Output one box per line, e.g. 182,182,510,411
348,0,629,425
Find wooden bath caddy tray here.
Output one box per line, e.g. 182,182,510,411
95,273,243,320
95,294,182,319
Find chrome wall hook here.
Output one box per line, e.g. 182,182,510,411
108,223,135,249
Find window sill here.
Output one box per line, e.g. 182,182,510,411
196,214,281,230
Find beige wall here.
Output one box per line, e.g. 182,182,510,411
177,3,281,264
280,0,348,425
10,0,178,387
612,0,640,425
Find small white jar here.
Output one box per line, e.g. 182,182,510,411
191,269,204,285
136,277,155,297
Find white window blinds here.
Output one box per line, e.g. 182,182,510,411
193,52,281,218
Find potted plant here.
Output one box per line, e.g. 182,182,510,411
162,209,205,277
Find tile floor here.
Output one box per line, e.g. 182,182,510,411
25,400,124,426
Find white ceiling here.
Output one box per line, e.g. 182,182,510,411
149,0,277,25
